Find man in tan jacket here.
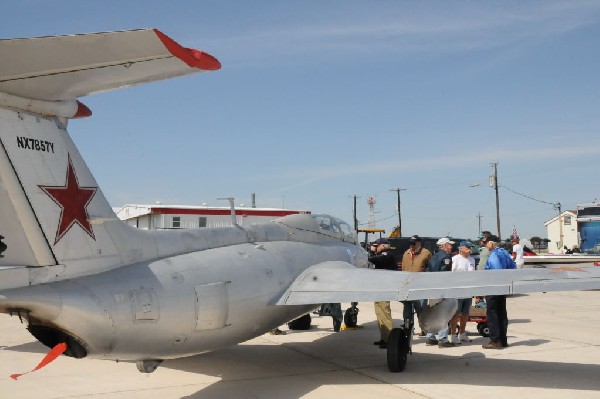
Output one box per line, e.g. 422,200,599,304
401,235,432,327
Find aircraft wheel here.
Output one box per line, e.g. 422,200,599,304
387,328,409,372
344,306,359,328
287,314,311,330
136,359,163,373
477,322,490,337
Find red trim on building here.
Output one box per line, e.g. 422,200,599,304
150,208,308,217
153,29,221,71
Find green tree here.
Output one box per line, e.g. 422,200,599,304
530,236,542,251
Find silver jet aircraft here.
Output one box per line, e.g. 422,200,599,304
1,29,600,375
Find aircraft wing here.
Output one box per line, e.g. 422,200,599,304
0,29,220,101
277,261,600,305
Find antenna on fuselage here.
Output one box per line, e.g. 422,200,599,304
217,197,238,226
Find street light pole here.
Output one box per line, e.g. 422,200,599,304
476,212,483,236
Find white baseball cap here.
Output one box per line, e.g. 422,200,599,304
436,237,455,246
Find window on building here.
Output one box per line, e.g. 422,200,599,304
564,216,571,225
199,217,207,228
172,216,181,228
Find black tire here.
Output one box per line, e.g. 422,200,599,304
387,328,409,372
344,306,358,328
287,314,311,330
477,322,490,337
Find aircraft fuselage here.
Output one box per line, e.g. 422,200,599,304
1,218,365,361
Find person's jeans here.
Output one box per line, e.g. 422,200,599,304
485,295,508,344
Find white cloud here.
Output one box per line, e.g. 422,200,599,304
199,1,600,63
270,144,600,192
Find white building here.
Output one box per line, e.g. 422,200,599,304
544,210,578,253
116,204,310,230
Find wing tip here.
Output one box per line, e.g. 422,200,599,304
73,101,92,118
153,29,221,71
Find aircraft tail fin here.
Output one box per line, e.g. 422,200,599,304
0,29,220,272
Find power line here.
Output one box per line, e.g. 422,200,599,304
499,184,556,206
357,213,399,226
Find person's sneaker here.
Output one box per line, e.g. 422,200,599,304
425,339,439,346
459,333,471,343
373,340,384,346
438,341,455,348
482,341,503,349
379,341,387,349
269,328,286,335
449,334,459,344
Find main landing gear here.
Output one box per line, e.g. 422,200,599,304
387,317,413,372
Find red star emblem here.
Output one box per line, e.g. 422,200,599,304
39,155,97,244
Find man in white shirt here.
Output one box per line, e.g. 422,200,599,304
449,241,476,344
512,237,525,269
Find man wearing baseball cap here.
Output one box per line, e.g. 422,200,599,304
368,238,397,349
449,241,476,344
424,237,455,347
482,235,516,349
512,237,525,269
401,235,432,332
477,231,492,270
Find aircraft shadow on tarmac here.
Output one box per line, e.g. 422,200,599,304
4,341,48,354
3,318,598,398
157,319,600,399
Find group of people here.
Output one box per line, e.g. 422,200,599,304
369,232,517,350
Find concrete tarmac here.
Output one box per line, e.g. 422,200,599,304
1,290,600,399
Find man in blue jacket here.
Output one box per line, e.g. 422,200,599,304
483,235,516,349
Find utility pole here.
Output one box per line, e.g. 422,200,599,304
476,212,483,236
352,195,360,232
390,187,407,236
489,162,501,239
555,202,563,253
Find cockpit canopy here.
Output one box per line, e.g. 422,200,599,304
275,214,356,243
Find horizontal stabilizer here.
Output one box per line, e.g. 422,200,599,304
0,29,220,102
277,262,600,305
0,29,220,277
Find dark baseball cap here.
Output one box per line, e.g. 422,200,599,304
409,235,422,243
374,238,389,246
486,235,500,243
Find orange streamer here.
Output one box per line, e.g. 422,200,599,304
10,342,67,380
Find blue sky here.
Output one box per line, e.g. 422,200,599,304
2,1,600,240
